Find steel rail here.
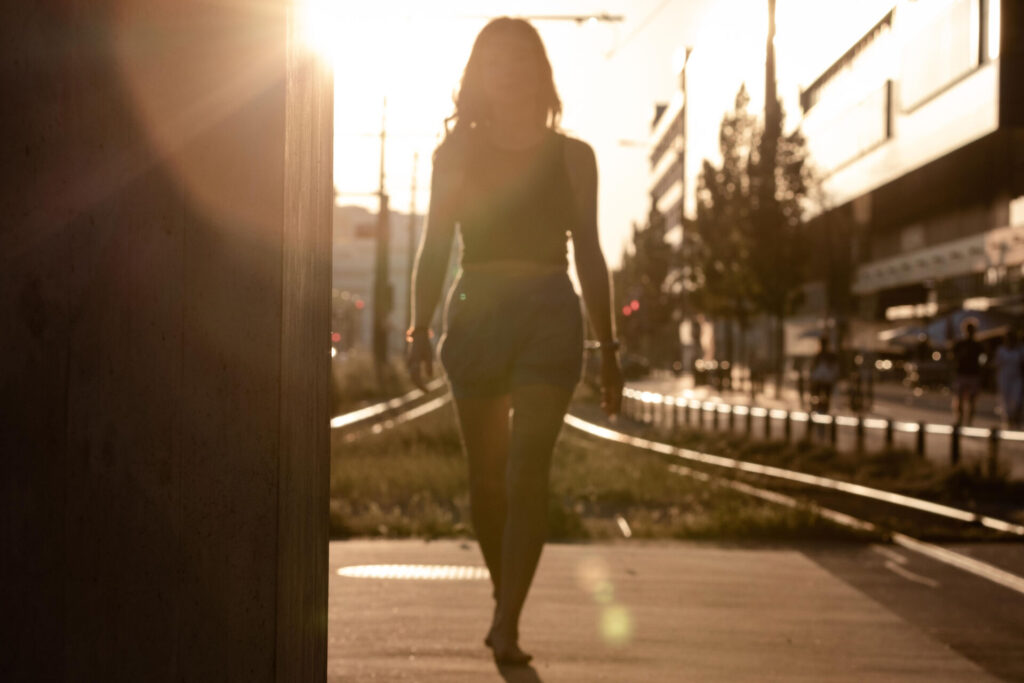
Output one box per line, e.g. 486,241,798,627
330,378,446,430
563,413,1024,537
665,462,1024,597
330,396,1024,594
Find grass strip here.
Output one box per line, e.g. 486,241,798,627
329,402,876,542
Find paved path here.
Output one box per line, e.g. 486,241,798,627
329,539,1023,682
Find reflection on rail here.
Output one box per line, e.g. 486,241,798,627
330,378,446,430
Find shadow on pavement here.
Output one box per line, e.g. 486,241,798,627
497,662,543,682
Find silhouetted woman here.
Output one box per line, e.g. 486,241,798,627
406,17,623,666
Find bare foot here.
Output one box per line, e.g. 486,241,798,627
486,629,532,666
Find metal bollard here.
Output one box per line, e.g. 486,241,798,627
712,404,720,431
988,429,1000,476
951,425,961,466
697,403,705,430
746,407,753,436
916,423,925,457
728,405,735,432
805,413,814,442
783,412,792,442
856,417,865,454
829,416,837,446
764,409,771,439
885,420,894,449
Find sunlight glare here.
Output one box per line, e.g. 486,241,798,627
299,0,343,67
988,0,1001,61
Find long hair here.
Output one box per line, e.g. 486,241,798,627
445,17,562,136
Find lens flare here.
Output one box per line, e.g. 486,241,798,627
600,604,634,646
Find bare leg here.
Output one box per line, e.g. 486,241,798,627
965,393,977,426
451,394,510,609
489,383,574,664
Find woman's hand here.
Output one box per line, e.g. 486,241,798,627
406,330,434,391
600,349,624,417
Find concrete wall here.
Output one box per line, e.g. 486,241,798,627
1,1,332,680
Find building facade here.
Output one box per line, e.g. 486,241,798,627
657,0,1023,358
800,0,1023,344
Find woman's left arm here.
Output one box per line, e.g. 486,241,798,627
565,137,623,415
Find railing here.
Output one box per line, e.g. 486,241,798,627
621,387,1023,474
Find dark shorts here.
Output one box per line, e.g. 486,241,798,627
438,269,584,398
955,374,981,398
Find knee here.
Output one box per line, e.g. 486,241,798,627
505,465,551,505
469,474,504,501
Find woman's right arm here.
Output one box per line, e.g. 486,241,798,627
407,144,461,389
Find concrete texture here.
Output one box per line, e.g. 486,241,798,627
1,2,331,680
329,540,998,682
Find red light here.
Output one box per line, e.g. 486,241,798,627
331,332,341,343
622,305,632,316
630,300,640,311
354,299,365,310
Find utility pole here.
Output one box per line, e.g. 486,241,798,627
406,152,418,331
372,98,392,378
678,46,693,375
758,0,783,395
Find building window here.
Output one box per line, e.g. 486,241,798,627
899,0,981,111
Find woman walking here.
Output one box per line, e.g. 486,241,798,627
406,17,623,666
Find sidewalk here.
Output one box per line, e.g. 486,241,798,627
328,539,1002,682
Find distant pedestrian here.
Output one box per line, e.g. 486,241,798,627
994,330,1023,428
796,358,806,408
809,337,839,414
951,320,984,425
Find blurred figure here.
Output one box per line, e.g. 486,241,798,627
994,330,1023,428
809,337,838,414
795,357,806,408
951,320,984,425
405,17,623,667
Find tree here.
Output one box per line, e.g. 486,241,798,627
685,85,759,367
614,201,675,364
747,0,816,394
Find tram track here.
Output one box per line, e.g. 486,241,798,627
563,410,1024,597
330,391,1024,596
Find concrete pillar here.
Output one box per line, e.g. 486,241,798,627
1,1,332,680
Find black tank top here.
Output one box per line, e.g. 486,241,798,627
455,129,578,267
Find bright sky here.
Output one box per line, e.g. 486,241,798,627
303,0,898,268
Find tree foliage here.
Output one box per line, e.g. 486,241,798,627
748,101,814,319
683,83,817,377
615,202,676,361
686,85,758,323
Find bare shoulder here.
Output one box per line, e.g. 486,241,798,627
560,134,597,179
433,128,471,171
